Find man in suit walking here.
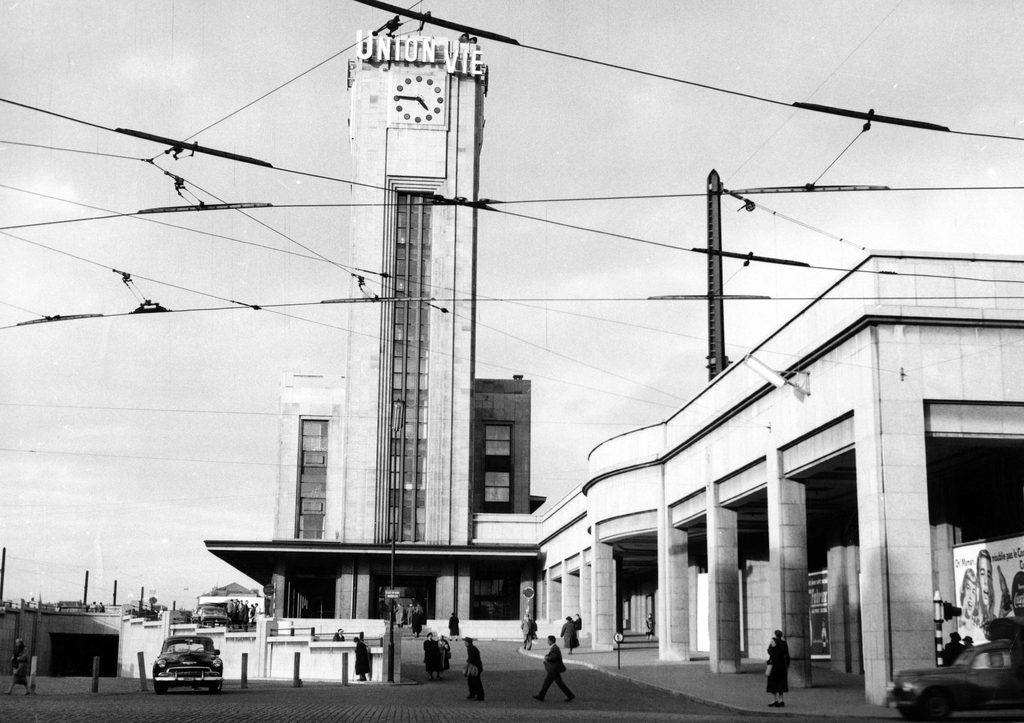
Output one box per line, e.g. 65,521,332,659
463,637,484,701
533,635,575,702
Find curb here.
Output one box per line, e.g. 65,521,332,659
515,647,847,719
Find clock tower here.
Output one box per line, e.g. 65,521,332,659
341,37,486,546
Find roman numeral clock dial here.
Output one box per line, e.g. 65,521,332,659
390,73,447,127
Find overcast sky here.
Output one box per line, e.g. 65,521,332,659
3,1,1023,609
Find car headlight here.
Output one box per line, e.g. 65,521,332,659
155,660,167,669
212,658,223,668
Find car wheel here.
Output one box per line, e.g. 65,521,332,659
920,690,952,720
153,681,167,695
208,682,222,694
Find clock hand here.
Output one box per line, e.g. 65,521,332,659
416,96,429,110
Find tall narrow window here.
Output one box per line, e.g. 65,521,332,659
298,419,327,539
389,193,432,542
483,424,512,511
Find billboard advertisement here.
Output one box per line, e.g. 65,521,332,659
953,535,1024,642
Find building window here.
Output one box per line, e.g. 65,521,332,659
389,193,432,542
470,569,519,620
297,419,328,539
483,424,512,511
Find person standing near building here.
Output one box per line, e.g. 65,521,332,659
440,635,452,673
463,637,484,700
645,613,655,640
766,629,790,707
5,639,31,695
521,614,535,650
354,633,371,682
942,632,965,666
533,635,575,702
560,616,579,655
448,611,460,639
423,632,443,680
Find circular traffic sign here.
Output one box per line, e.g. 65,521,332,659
522,586,535,599
613,632,624,643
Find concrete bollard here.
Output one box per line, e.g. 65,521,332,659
91,656,100,693
137,652,148,691
241,652,248,689
293,651,302,688
29,656,37,694
341,651,349,686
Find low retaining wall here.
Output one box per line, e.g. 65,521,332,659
119,614,398,683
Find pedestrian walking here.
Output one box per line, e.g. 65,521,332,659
560,616,579,654
424,632,443,680
5,639,31,695
462,637,484,700
521,614,536,650
354,633,371,681
395,603,405,628
573,613,582,633
645,613,655,640
766,629,791,707
533,635,575,702
448,611,460,639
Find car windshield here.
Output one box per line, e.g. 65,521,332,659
200,607,226,616
163,638,213,653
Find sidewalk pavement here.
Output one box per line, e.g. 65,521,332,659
520,643,899,719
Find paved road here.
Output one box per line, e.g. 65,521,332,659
0,639,895,721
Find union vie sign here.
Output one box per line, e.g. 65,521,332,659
356,31,485,76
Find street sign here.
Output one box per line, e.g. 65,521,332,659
262,584,275,596
522,586,535,599
384,588,400,599
613,632,624,643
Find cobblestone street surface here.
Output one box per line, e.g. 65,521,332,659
0,639,737,722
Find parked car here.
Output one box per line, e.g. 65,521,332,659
194,604,230,628
152,635,223,694
888,638,1024,719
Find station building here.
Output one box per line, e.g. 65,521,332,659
200,32,1024,707
206,37,542,627
533,250,1024,704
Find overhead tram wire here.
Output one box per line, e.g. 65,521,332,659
351,0,1024,144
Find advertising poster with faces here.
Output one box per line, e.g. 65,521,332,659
953,537,1024,642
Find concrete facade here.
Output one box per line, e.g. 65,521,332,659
532,252,1024,705
208,37,538,625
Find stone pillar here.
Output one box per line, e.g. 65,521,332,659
707,489,741,673
456,564,470,620
658,471,690,660
855,327,933,705
592,539,616,650
272,562,287,618
579,554,592,643
767,455,811,687
336,561,353,618
562,561,580,621
436,559,456,618
689,558,702,651
546,567,562,624
828,536,862,673
354,559,370,618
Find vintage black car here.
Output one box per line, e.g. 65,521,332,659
194,604,230,628
152,635,224,694
888,639,1024,719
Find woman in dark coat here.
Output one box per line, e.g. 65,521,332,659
5,638,30,695
354,633,371,681
766,629,791,707
423,632,443,680
448,612,460,639
560,616,579,655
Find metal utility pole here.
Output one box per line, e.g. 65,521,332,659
704,172,889,381
1,547,6,603
706,169,728,379
83,570,89,605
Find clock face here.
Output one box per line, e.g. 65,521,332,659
390,73,447,127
